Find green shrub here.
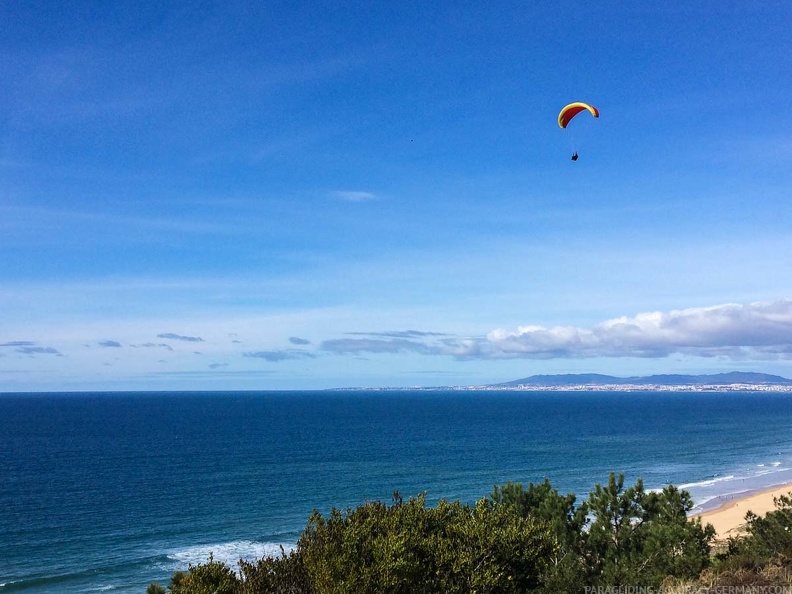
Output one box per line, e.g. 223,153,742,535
585,474,714,588
154,476,722,594
298,492,554,594
169,553,239,594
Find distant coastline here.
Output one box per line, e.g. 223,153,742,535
496,371,792,389
338,371,792,392
344,384,792,392
466,382,792,393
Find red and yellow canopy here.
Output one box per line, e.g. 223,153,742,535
558,102,599,129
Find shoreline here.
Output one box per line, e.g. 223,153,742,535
690,482,792,541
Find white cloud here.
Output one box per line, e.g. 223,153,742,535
298,299,792,363
466,299,792,360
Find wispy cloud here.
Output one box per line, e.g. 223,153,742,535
157,333,204,343
98,340,122,348
0,204,234,238
331,190,377,202
346,330,449,339
1,341,62,356
320,330,452,355
16,346,62,356
289,337,311,345
132,343,174,351
321,337,444,355
151,369,277,379
244,350,316,362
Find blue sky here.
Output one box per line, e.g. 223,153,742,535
2,1,792,391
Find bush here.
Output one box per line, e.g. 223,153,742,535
169,553,239,594
489,479,589,593
154,476,721,594
297,492,554,594
585,474,714,587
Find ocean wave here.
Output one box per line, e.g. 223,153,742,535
0,571,99,593
0,543,293,594
678,475,736,490
167,540,295,568
683,462,792,513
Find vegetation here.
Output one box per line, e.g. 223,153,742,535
148,474,792,594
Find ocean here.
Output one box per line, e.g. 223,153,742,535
2,389,792,593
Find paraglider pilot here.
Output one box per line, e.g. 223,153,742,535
558,103,598,163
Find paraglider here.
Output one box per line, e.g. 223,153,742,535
558,102,598,161
558,102,599,129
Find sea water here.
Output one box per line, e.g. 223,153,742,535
2,390,792,593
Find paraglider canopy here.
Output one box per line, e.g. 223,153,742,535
558,102,599,129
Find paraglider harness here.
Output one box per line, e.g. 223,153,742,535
571,152,578,161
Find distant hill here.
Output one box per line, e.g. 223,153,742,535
496,371,792,387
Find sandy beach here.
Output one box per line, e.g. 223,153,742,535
691,483,792,541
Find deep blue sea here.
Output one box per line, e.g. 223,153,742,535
3,390,792,593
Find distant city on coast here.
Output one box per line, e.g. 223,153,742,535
342,371,792,392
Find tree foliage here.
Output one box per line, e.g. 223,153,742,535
168,554,239,594
148,475,721,594
296,492,553,594
722,492,792,565
238,546,313,594
489,479,589,593
586,473,714,587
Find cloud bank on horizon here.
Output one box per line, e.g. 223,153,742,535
470,299,792,360
3,299,792,391
320,299,792,362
